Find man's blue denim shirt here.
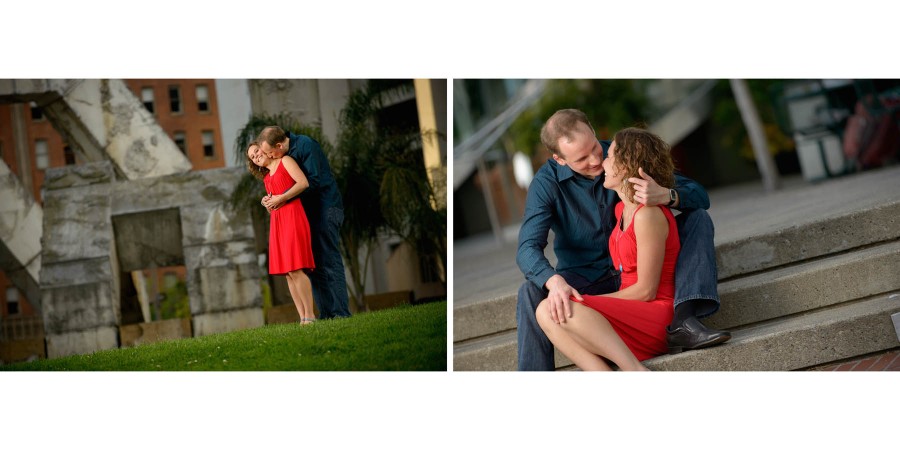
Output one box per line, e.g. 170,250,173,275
516,140,710,290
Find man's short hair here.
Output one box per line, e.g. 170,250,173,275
540,109,596,155
258,126,288,147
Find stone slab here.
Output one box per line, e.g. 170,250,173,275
40,257,113,289
708,240,900,330
716,200,900,279
192,308,264,337
892,311,900,343
46,326,119,359
43,161,114,191
41,282,117,335
119,318,192,348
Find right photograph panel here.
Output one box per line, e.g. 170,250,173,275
453,79,900,371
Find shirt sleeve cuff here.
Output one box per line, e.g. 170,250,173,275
531,268,557,290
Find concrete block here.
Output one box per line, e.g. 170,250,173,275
179,203,255,247
192,308,264,337
40,257,113,289
110,167,244,215
41,185,112,264
119,318,192,348
41,282,117,335
46,326,119,359
187,262,262,315
43,161,114,191
183,240,258,269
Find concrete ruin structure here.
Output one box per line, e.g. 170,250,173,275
0,79,207,359
40,161,261,358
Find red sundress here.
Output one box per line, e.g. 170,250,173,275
263,159,316,275
575,202,680,361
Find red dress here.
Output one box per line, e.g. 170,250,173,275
264,159,316,275
575,202,680,361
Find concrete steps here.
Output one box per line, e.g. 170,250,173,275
454,187,900,371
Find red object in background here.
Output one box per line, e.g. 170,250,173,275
843,95,900,170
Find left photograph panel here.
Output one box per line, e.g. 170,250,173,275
0,79,447,371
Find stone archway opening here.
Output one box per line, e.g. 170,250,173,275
111,208,192,347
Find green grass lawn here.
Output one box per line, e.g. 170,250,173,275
1,301,446,371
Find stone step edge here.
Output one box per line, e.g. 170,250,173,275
453,291,900,371
716,200,900,280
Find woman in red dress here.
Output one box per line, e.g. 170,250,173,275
247,142,318,325
536,127,680,370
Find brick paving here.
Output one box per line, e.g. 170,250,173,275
810,348,900,371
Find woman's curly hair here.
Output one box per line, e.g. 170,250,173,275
246,141,268,181
612,127,675,203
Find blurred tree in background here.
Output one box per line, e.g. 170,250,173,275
509,80,651,156
709,79,797,170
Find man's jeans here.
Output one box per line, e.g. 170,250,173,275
516,208,720,371
309,207,352,319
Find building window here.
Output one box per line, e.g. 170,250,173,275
6,287,20,315
30,102,44,121
173,131,186,154
141,87,155,113
196,85,210,112
64,145,76,165
202,131,215,158
168,86,182,114
35,140,49,169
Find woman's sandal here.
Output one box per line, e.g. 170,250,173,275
300,317,317,325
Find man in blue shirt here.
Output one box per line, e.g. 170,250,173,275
516,109,729,370
257,125,351,319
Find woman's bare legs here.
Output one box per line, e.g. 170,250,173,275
536,300,648,371
286,270,316,324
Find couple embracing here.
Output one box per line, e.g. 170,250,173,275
247,126,351,325
517,109,731,371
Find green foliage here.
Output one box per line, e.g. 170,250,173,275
3,301,447,371
708,79,795,160
509,80,652,156
156,280,190,321
333,81,447,307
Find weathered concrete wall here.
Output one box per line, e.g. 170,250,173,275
39,161,263,358
40,162,118,358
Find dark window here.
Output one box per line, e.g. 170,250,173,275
196,85,210,112
141,87,155,113
30,102,44,121
6,287,20,315
168,86,182,113
202,131,214,158
174,132,186,154
64,145,76,165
